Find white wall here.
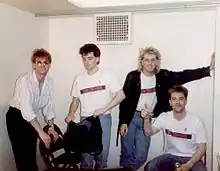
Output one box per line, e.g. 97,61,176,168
49,10,215,170
213,7,220,171
0,3,49,171
0,2,218,171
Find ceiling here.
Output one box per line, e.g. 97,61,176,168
0,0,78,16
0,0,220,16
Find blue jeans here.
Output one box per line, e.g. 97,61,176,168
80,114,112,169
145,153,207,171
120,112,151,171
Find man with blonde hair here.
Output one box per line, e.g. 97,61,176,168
118,46,214,170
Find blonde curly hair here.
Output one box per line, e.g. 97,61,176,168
137,46,161,74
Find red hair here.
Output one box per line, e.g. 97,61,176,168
31,48,52,63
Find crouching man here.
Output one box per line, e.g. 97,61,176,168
143,85,207,171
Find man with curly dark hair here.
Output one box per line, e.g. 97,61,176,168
65,43,125,169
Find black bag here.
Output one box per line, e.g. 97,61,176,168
63,116,103,155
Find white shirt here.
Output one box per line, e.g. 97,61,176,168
71,68,121,116
10,71,55,122
136,73,157,112
153,111,207,157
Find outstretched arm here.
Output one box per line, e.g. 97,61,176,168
93,89,125,116
170,52,215,85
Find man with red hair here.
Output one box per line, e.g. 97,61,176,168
6,48,59,171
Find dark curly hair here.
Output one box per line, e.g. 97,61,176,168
79,43,101,64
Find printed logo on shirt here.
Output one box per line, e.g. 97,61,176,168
165,129,192,139
80,85,106,94
141,87,156,94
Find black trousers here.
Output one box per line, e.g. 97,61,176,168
6,106,38,171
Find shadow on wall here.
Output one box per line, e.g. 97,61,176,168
0,104,46,171
0,104,15,171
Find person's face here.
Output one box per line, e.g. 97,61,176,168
169,92,187,113
82,52,99,71
33,57,51,75
142,54,157,73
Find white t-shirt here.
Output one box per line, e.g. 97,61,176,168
153,111,207,157
136,73,157,113
71,68,121,116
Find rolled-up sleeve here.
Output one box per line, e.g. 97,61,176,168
42,79,55,121
19,79,36,122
